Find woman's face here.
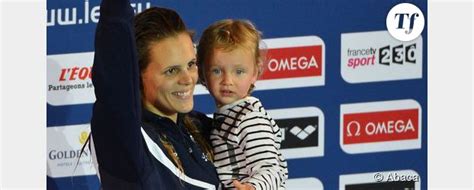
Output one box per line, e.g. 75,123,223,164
141,33,198,121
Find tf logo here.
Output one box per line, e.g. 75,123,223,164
386,3,425,42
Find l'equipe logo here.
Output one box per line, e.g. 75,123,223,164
47,52,95,106
340,99,422,154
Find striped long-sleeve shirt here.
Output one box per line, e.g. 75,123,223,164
211,96,288,190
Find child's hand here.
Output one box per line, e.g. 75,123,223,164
232,180,255,190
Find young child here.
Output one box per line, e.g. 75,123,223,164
197,19,288,190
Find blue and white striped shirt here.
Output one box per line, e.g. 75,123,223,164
211,96,288,190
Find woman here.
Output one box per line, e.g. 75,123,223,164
90,0,219,189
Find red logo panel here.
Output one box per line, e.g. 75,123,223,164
343,109,419,144
261,45,322,80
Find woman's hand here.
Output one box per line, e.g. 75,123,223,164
233,180,256,190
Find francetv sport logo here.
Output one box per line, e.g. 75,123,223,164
340,99,422,154
340,30,422,84
194,36,325,94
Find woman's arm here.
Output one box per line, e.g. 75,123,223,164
90,0,144,186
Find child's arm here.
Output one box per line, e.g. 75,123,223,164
237,111,286,190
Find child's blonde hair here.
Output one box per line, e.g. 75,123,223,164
197,19,263,93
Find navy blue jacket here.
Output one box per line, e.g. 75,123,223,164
90,0,219,189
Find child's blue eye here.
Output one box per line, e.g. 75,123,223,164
236,69,245,75
211,68,221,75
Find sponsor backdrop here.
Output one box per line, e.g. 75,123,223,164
47,0,427,189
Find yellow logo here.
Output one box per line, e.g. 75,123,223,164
79,131,89,145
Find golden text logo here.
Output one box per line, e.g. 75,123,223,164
47,124,96,178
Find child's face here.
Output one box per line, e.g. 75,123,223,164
205,48,258,107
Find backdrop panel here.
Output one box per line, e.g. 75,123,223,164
47,0,427,189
